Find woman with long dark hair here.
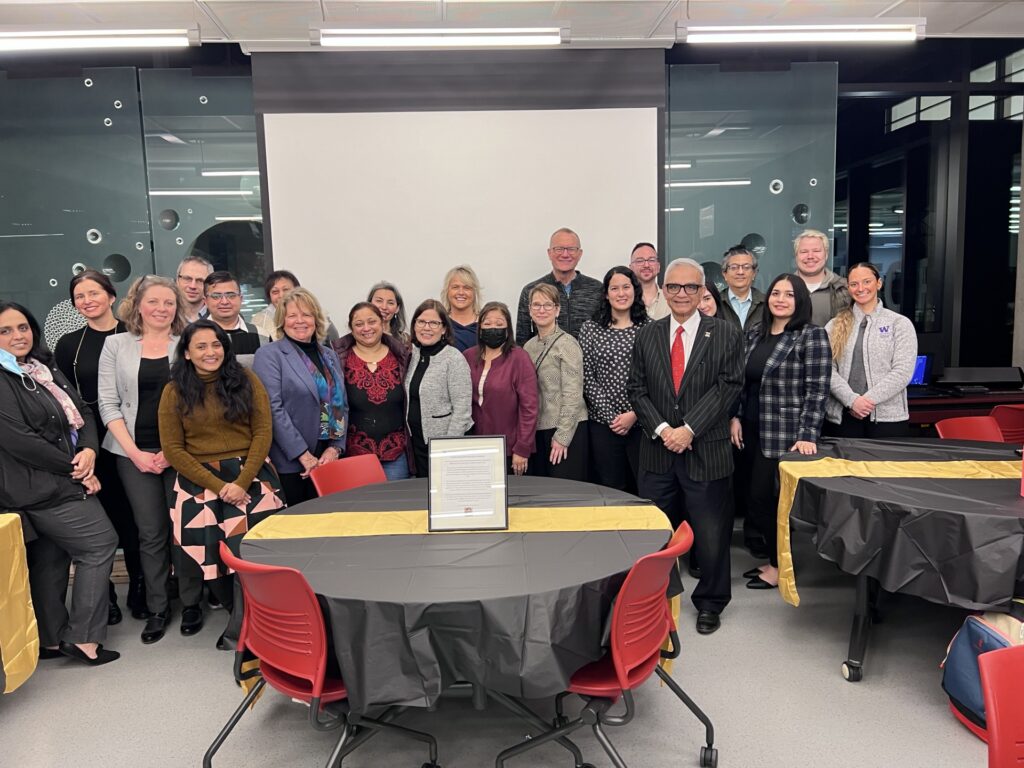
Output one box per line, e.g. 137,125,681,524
54,270,141,624
824,263,918,438
729,274,831,589
368,281,409,345
159,320,283,644
0,301,119,665
578,266,649,491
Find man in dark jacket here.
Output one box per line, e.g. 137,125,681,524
716,245,766,333
515,227,603,345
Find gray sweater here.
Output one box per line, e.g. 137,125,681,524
404,344,474,443
824,302,918,424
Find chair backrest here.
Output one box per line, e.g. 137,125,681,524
219,541,330,696
935,416,1005,442
310,454,388,496
978,644,1024,768
609,522,694,691
990,405,1024,443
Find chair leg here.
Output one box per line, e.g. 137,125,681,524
354,713,439,765
554,691,572,724
203,678,266,767
494,717,586,768
592,722,629,768
487,689,587,766
323,722,350,768
654,665,715,748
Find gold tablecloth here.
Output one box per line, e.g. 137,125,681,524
0,513,38,693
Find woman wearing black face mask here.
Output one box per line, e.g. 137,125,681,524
463,301,538,475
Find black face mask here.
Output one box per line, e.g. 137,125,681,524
479,328,508,349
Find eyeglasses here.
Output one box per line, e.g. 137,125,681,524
664,283,702,296
415,319,443,329
530,302,557,312
208,292,240,301
177,275,205,284
630,257,659,266
548,246,580,255
725,264,755,273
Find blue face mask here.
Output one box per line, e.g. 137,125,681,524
0,347,24,377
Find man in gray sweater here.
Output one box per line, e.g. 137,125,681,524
515,227,604,345
794,229,851,327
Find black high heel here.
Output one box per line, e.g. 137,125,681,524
58,641,120,666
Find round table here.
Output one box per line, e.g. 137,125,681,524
241,476,673,712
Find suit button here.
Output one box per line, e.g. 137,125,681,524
673,405,679,411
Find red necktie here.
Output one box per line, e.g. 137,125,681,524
671,325,686,394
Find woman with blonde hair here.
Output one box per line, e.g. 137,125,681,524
824,263,917,438
98,275,187,644
441,265,482,352
253,288,347,504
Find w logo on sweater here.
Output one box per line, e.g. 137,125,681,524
878,325,891,335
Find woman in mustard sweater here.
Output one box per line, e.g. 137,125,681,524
158,319,284,645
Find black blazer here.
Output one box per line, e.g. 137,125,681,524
627,314,743,481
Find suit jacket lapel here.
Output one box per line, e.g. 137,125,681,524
678,315,713,396
762,331,797,377
652,317,673,391
283,343,320,400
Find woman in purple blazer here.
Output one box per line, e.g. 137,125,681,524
252,288,347,505
463,302,538,475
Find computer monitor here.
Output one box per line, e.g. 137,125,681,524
909,354,931,386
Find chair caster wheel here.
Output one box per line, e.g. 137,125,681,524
841,661,863,682
700,746,718,767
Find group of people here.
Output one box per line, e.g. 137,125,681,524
0,225,918,668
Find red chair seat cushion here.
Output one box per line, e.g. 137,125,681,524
567,649,661,699
261,662,349,705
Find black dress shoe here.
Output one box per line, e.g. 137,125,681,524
742,567,767,579
141,612,169,644
39,646,63,660
746,576,778,590
58,641,120,666
696,610,721,635
180,605,204,636
127,576,148,619
688,563,702,579
215,633,234,651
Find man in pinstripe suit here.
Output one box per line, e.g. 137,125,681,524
627,258,743,635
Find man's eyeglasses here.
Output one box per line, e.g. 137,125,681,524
530,303,557,312
664,283,702,296
725,264,755,273
415,319,443,329
177,275,206,284
549,246,580,255
208,292,240,301
630,257,659,266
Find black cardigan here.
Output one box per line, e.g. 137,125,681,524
0,363,98,511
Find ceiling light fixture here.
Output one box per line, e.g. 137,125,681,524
315,27,566,49
0,27,199,52
149,190,253,197
665,162,693,170
666,180,751,188
678,19,924,45
202,170,260,177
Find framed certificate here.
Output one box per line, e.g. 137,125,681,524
427,435,509,532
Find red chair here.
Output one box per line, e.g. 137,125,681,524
495,522,718,768
310,454,387,496
978,645,1024,768
990,405,1024,443
935,416,1005,442
205,542,439,768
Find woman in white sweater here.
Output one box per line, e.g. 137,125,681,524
824,263,918,438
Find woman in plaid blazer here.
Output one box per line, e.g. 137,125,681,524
729,273,831,590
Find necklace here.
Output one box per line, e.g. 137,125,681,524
71,326,97,404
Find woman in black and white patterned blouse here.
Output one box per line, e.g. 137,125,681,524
578,266,650,492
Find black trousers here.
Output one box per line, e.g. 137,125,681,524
639,453,732,614
742,424,781,568
731,443,763,547
96,447,141,581
529,425,589,482
278,440,329,505
824,415,909,439
587,421,640,494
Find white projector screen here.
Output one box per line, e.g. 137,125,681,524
263,108,658,335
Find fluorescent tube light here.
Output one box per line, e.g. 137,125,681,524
215,216,263,222
678,20,924,45
665,162,693,170
666,180,751,188
0,27,199,52
202,170,260,178
149,190,253,197
665,207,686,212
316,27,565,49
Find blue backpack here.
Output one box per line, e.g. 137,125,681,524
941,599,1024,740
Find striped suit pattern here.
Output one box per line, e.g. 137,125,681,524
627,312,743,615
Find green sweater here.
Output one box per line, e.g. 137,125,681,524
158,369,273,494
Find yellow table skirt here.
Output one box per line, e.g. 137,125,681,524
0,513,38,693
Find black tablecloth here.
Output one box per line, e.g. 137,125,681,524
241,477,674,712
783,438,1024,611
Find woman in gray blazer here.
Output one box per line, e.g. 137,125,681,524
98,275,185,644
405,300,473,477
252,288,348,506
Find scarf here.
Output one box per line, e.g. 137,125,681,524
20,358,85,444
294,344,347,441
